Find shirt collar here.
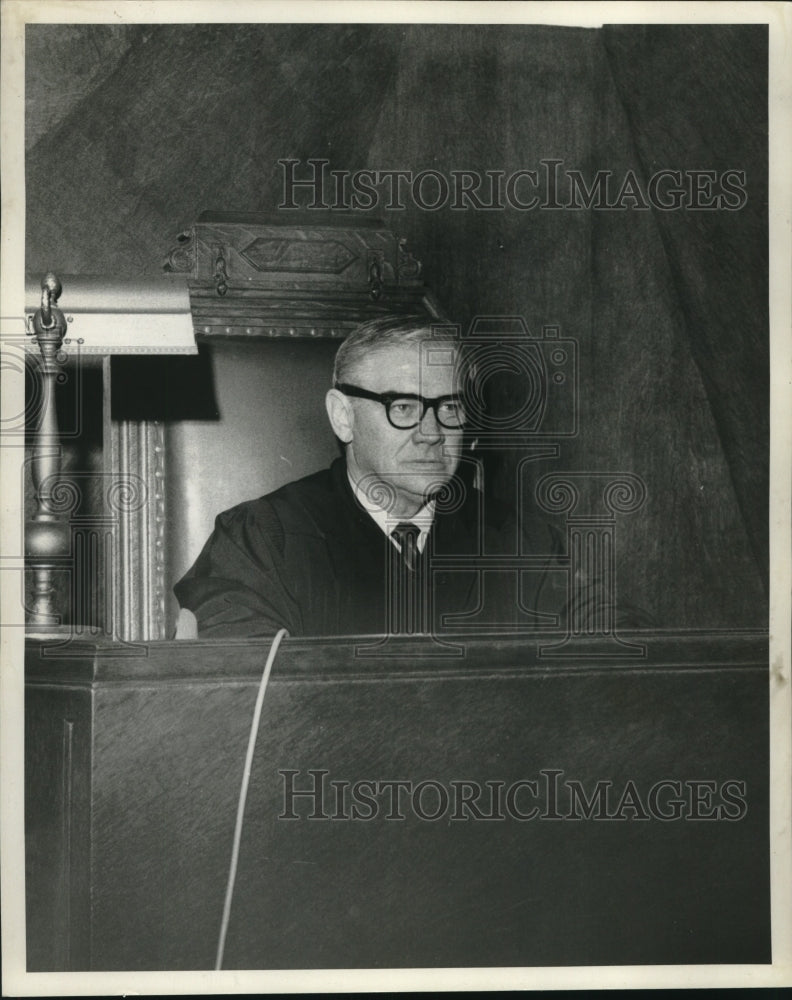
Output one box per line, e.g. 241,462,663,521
348,471,435,553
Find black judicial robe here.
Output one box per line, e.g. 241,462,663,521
174,457,565,638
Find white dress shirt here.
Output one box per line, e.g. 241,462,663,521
349,473,435,554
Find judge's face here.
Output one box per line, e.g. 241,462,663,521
326,341,464,518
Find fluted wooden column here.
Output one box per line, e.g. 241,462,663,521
109,419,166,641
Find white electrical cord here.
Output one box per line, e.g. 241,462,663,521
215,627,289,970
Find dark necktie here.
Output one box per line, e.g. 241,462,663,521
389,522,422,633
391,521,420,571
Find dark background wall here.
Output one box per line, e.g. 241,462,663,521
25,23,768,628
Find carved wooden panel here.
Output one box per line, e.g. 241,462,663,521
164,212,442,338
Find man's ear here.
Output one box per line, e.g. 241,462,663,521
325,388,354,443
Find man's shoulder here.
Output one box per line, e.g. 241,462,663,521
216,459,348,537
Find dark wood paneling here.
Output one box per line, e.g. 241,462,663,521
25,632,769,971
25,681,93,970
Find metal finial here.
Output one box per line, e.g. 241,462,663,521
42,272,62,301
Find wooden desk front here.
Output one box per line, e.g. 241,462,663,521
25,630,769,970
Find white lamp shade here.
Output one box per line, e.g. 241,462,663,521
25,274,197,354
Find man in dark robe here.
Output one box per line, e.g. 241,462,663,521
174,316,564,638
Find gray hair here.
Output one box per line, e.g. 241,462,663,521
332,315,460,385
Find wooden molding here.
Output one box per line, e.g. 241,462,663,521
109,420,166,641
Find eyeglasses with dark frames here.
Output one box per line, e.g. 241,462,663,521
334,383,467,430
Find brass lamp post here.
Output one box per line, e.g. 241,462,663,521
25,273,70,631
